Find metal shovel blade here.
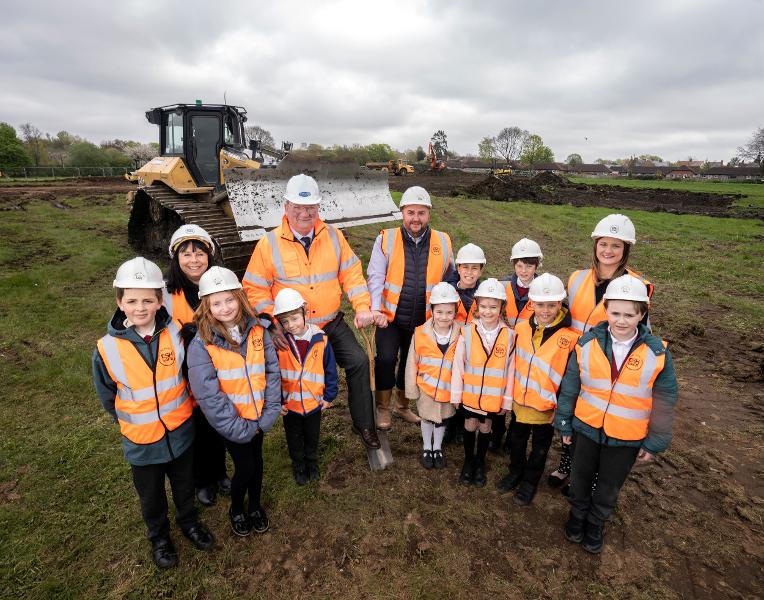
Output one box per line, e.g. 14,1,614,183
367,429,394,471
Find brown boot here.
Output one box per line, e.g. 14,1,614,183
393,390,421,424
375,390,392,431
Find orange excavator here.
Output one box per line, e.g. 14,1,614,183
426,142,446,173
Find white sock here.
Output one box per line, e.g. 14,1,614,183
420,420,434,451
432,423,446,451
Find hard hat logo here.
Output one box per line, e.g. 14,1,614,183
135,272,144,280
213,277,223,286
622,286,630,293
299,191,311,197
543,288,551,294
610,225,619,233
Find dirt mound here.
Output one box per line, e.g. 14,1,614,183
0,178,132,210
466,174,750,218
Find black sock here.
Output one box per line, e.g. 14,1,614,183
463,430,476,460
476,431,491,460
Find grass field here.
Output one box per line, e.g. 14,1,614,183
1,187,762,598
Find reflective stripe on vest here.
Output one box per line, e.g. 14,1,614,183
379,228,452,321
414,326,457,403
163,288,195,325
205,326,267,421
574,338,666,440
278,335,327,415
568,268,653,334
461,323,513,413
97,321,191,444
512,321,579,412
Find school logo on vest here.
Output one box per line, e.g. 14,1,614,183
557,336,571,349
625,355,643,370
252,336,264,351
159,347,176,366
432,245,441,256
494,344,506,358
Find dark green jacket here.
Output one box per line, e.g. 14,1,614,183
554,322,678,453
92,307,195,466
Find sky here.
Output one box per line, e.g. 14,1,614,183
1,0,763,163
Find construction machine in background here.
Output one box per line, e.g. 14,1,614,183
425,142,447,173
127,103,401,275
365,159,415,176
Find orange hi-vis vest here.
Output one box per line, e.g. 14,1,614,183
97,321,191,444
461,322,514,413
568,268,653,334
414,325,457,403
163,288,195,325
205,326,267,421
504,290,535,328
512,321,579,413
379,227,452,321
278,335,327,415
574,337,667,441
243,216,370,327
455,296,477,326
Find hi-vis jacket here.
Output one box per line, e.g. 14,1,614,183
374,227,453,321
512,317,579,413
503,274,535,328
450,321,515,414
188,317,281,443
278,327,339,415
162,287,196,325
410,322,458,403
93,307,195,466
567,268,654,334
554,322,678,453
243,216,370,327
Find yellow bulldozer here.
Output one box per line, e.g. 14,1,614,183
365,159,415,176
127,103,401,274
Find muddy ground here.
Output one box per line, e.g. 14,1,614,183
0,177,132,210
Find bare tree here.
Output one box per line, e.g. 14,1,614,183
738,126,764,175
494,127,529,163
18,123,45,166
244,125,275,149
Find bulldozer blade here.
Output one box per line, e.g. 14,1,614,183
366,429,394,471
224,155,402,242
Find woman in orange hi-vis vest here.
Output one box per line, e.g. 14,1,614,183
450,278,515,489
550,214,655,491
163,224,230,509
188,267,282,539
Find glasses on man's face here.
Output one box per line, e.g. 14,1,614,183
287,202,319,214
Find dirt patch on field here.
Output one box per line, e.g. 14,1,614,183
0,178,131,210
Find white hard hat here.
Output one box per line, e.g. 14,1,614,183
474,277,507,301
113,257,164,289
274,288,306,316
511,238,543,261
603,274,649,303
528,273,566,302
455,243,486,265
198,266,242,297
399,186,432,208
591,214,636,245
429,282,460,305
169,224,214,258
284,174,322,205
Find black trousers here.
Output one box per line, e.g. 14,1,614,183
490,412,508,447
224,432,264,515
568,433,639,527
283,410,322,468
508,415,555,487
374,321,414,391
192,406,228,489
130,447,197,543
323,314,374,429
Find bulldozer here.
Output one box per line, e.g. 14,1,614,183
127,103,401,275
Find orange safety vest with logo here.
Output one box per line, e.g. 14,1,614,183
574,337,667,441
512,321,579,412
278,335,327,415
205,326,267,421
414,326,457,403
379,227,452,322
504,286,535,328
243,216,370,327
455,297,477,326
567,268,653,334
97,321,192,444
461,322,514,413
163,288,195,325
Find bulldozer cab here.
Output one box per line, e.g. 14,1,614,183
146,104,248,188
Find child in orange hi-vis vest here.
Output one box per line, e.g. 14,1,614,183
450,278,515,488
405,282,462,470
495,274,579,506
273,288,338,486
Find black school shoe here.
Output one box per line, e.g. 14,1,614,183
420,450,434,469
249,507,269,533
496,470,522,494
307,463,320,482
217,477,232,495
151,537,178,569
582,522,604,554
547,470,569,488
564,512,585,544
196,486,216,507
229,509,252,537
471,458,487,488
458,459,474,486
292,464,309,486
183,522,215,550
512,482,537,506
432,450,446,469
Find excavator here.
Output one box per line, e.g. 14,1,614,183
127,103,401,275
426,142,447,173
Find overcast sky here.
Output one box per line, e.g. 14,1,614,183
1,0,762,162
